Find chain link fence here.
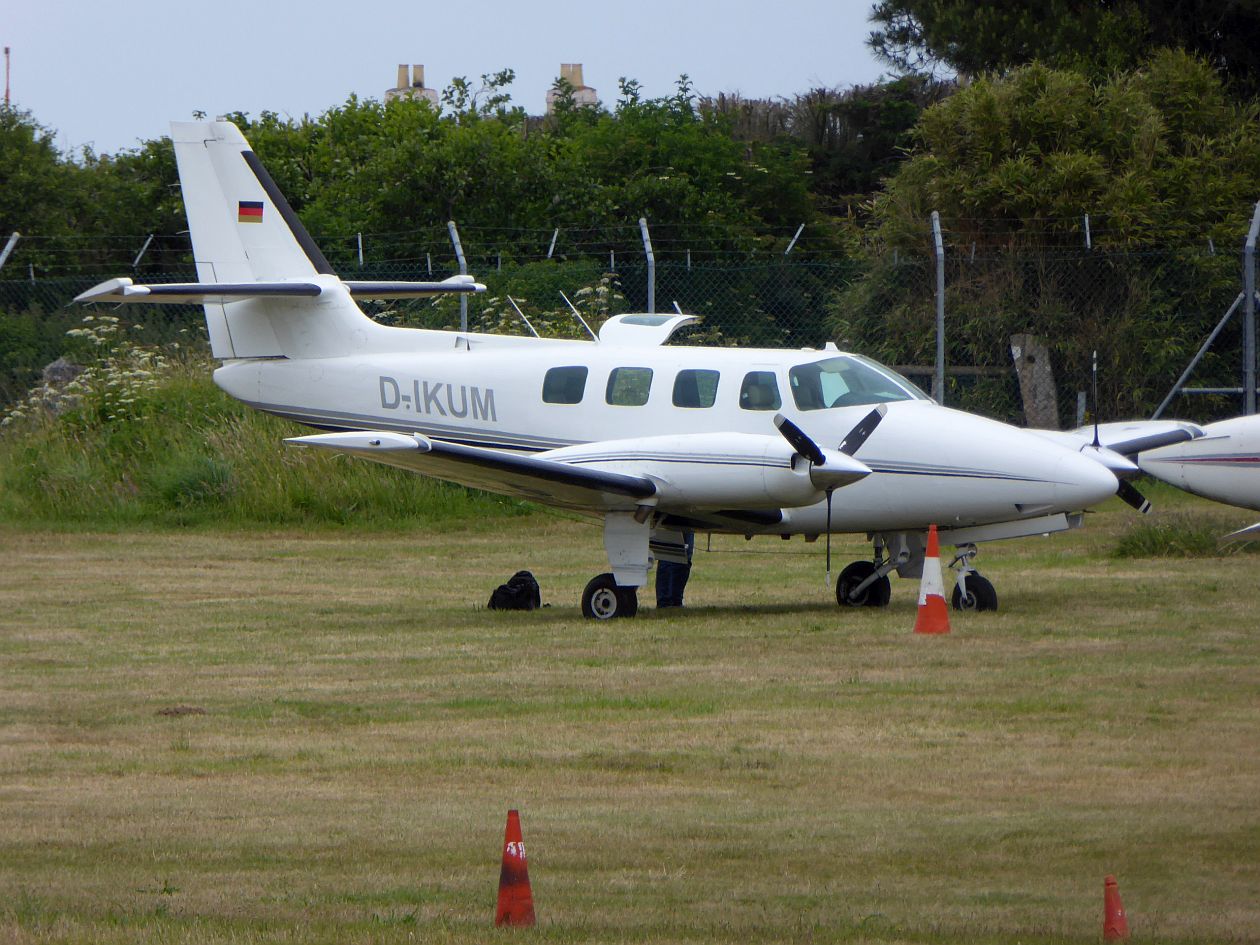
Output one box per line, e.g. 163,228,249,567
0,227,1251,425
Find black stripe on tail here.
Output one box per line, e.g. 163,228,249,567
240,150,335,275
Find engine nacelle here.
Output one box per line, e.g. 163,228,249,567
541,432,867,509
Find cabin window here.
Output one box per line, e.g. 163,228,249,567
739,371,782,411
788,355,926,410
672,369,720,408
542,366,589,404
606,367,654,406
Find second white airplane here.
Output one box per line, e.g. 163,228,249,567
78,120,1124,618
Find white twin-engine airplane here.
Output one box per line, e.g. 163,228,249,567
1044,417,1260,540
77,120,1128,619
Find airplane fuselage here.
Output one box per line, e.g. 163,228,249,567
214,326,1117,536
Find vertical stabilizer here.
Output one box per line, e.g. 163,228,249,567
170,121,363,360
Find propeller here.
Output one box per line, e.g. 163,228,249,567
773,405,887,585
1087,349,1153,514
1116,479,1152,514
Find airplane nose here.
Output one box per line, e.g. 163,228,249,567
1054,450,1119,509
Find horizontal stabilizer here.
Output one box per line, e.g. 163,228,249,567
343,276,485,298
75,274,485,305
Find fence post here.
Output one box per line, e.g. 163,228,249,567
1151,293,1244,419
931,211,945,406
639,217,655,314
1245,201,1260,415
131,233,155,270
547,228,559,259
357,232,365,268
784,223,804,256
0,231,19,275
448,220,468,333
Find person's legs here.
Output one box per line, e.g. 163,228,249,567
655,531,695,608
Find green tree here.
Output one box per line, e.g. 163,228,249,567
868,0,1260,98
832,52,1259,420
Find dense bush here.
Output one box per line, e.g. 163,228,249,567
0,321,530,528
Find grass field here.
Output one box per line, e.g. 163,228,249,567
1,493,1258,943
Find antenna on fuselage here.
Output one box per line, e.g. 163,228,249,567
558,290,598,341
672,301,683,315
505,296,540,338
1091,349,1101,448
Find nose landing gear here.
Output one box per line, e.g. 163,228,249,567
949,544,998,611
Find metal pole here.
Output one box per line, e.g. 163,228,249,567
639,217,655,314
1084,214,1091,250
610,249,615,271
1152,292,1244,419
448,220,468,333
784,223,805,255
132,233,155,270
931,211,945,406
0,231,20,275
357,232,364,267
1245,201,1260,414
547,228,559,259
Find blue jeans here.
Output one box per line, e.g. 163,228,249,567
655,531,695,608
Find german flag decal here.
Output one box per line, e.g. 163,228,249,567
238,200,264,223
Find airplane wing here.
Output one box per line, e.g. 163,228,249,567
287,431,657,511
74,275,484,305
1222,521,1260,543
1032,420,1203,457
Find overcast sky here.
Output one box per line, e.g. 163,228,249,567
4,0,890,156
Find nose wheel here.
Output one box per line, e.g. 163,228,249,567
581,573,639,620
949,544,998,611
951,573,997,611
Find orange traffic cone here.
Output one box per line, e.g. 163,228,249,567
495,809,536,927
913,524,951,634
1103,875,1130,940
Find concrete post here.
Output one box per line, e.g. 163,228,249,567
1010,334,1060,429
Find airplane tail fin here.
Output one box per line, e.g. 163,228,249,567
171,121,332,285
133,121,482,360
169,120,342,359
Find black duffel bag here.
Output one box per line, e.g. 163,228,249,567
488,570,542,611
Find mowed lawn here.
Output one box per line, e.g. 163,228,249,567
0,495,1257,943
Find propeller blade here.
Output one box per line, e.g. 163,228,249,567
825,488,834,588
838,404,887,456
773,414,825,466
1116,479,1152,514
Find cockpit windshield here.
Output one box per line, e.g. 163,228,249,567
788,355,931,410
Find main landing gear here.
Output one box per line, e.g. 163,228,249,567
835,560,892,607
835,534,999,611
581,573,639,620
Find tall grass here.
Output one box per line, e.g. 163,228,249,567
1112,510,1260,558
0,359,531,529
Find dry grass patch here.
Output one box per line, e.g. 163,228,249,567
0,497,1258,943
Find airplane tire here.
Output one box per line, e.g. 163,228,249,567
951,573,998,612
581,573,638,619
836,561,892,608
